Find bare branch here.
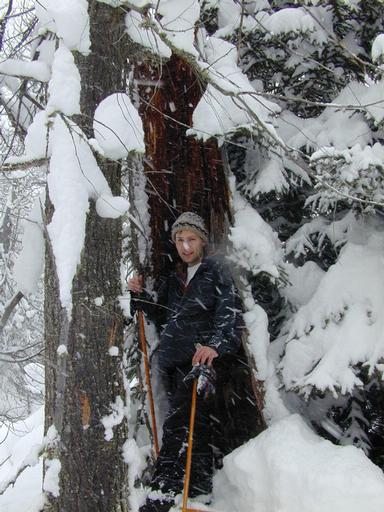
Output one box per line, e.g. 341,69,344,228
1,157,48,172
0,291,24,334
0,0,14,53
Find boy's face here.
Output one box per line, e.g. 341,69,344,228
175,229,206,267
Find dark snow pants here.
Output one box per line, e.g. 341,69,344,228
141,363,225,511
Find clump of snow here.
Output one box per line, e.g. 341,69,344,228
212,414,384,512
4,109,50,163
278,91,372,153
23,110,51,160
97,0,131,5
43,459,61,497
213,0,272,38
93,93,145,159
123,438,148,510
13,195,45,296
95,194,129,219
228,178,282,278
101,396,128,441
282,261,325,309
243,295,270,381
311,143,384,175
0,73,35,130
0,59,51,82
47,43,80,116
45,425,59,445
127,0,153,5
264,7,329,45
286,212,357,258
309,143,384,206
251,157,289,197
214,0,241,38
94,296,104,306
47,117,129,311
240,145,305,198
109,346,119,356
57,344,68,355
47,118,90,311
281,219,384,396
104,0,148,5
372,34,384,63
262,347,292,425
157,0,200,57
125,11,172,59
359,80,384,125
190,37,280,142
35,37,57,67
326,79,384,127
35,0,90,55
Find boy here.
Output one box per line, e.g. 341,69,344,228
128,212,243,512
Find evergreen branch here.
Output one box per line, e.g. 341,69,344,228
237,90,384,113
301,4,382,76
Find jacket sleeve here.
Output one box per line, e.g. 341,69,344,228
130,276,169,331
206,261,243,356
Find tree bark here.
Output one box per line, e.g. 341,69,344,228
44,3,129,511
134,55,232,280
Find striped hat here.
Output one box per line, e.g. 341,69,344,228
171,212,208,243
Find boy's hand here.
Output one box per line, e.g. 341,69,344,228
192,345,218,366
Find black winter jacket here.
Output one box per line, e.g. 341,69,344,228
131,256,243,369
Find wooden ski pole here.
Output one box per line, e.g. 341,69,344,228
182,378,198,512
138,309,160,457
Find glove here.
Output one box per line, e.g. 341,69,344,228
184,364,217,400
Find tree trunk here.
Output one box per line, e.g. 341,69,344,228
135,55,232,280
44,3,129,511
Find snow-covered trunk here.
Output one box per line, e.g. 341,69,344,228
44,3,129,511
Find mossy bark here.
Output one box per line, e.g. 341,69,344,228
44,3,129,511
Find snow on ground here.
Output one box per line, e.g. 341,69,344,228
2,403,384,511
212,414,384,512
0,408,45,512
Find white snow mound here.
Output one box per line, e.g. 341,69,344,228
213,414,384,512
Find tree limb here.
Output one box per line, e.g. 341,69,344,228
0,291,24,334
1,157,48,172
0,0,13,53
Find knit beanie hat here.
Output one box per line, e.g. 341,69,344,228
171,212,209,243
